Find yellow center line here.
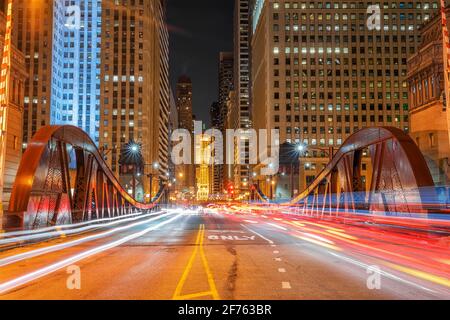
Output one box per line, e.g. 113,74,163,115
172,224,220,300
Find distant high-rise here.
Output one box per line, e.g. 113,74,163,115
99,0,170,194
251,0,436,193
209,101,221,194
176,75,194,131
176,75,195,193
218,52,234,130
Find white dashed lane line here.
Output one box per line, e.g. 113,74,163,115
240,223,291,290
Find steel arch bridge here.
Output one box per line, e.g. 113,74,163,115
254,127,438,215
3,125,165,230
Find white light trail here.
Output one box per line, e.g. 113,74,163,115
0,210,160,239
0,213,182,295
0,211,164,246
266,222,288,231
0,212,171,267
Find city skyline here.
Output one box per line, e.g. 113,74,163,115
0,0,449,304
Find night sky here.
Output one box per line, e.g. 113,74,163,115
167,0,234,126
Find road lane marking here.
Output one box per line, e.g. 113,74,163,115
0,214,183,295
173,224,220,300
207,235,255,241
278,268,286,273
282,282,291,289
240,224,274,244
273,250,279,254
275,258,282,262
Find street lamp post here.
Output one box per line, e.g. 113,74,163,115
296,143,335,193
146,162,159,203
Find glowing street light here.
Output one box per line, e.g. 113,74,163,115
130,144,139,153
296,143,306,153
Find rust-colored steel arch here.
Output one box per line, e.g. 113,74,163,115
257,127,435,215
4,125,164,230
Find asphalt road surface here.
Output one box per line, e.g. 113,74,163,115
0,208,448,300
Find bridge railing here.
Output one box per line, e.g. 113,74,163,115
254,127,439,216
3,125,165,230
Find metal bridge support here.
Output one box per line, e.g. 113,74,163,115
252,127,435,217
3,125,165,230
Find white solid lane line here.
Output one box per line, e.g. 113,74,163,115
0,213,183,295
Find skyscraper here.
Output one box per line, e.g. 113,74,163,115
209,101,221,194
99,0,170,195
51,0,102,144
12,0,54,146
13,0,102,146
210,101,221,129
218,52,233,130
251,0,436,192
231,0,251,192
177,75,193,131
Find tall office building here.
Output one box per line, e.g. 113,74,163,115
218,52,234,129
210,101,221,128
168,89,178,177
99,0,170,196
176,75,195,193
407,5,450,185
12,0,54,146
231,0,251,192
209,101,221,194
176,75,194,131
52,0,102,144
251,0,437,192
0,8,27,215
215,52,234,194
